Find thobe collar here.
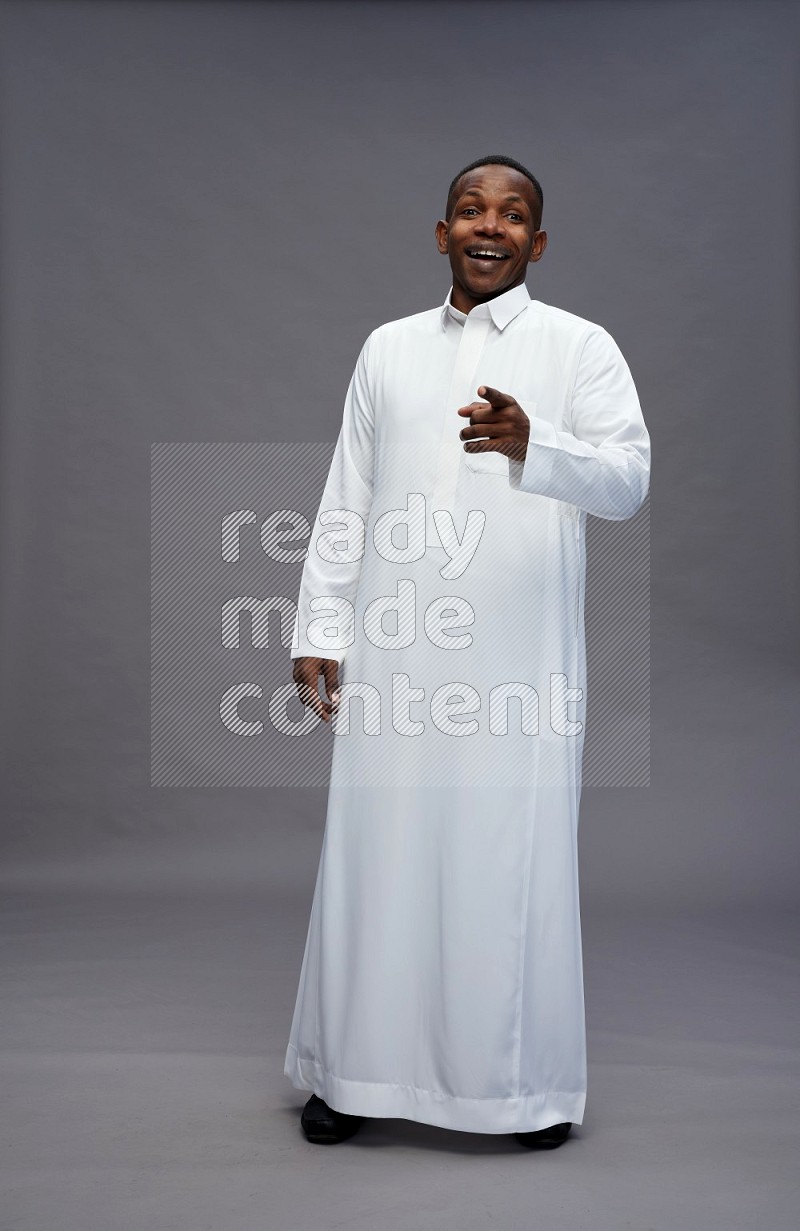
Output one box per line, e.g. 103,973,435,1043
441,281,531,332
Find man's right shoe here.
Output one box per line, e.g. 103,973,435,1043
515,1121,572,1149
300,1093,365,1144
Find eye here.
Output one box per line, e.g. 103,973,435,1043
462,207,479,216
507,212,523,222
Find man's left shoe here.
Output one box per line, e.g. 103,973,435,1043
515,1121,572,1149
300,1093,365,1144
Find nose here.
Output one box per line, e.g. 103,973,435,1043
476,208,505,236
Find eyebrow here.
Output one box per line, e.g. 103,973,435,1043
460,190,529,207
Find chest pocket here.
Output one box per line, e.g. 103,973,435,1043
463,448,511,476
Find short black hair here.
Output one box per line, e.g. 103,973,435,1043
445,155,543,228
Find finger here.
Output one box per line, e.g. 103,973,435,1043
463,437,504,453
459,422,506,441
293,662,332,721
321,660,341,708
456,400,491,417
297,678,331,720
477,385,515,408
297,681,331,720
462,405,506,424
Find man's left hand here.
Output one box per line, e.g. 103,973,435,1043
457,386,530,463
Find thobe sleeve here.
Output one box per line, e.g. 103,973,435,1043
509,326,650,520
290,332,377,663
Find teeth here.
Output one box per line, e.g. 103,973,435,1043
469,250,506,259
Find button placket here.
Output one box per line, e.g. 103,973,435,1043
425,313,492,547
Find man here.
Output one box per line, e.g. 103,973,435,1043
284,155,650,1148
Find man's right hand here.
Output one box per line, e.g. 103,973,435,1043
292,657,341,723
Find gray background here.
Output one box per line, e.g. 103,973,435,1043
0,1,798,1228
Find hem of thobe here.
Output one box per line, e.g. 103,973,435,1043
284,1044,585,1134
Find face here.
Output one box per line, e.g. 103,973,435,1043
435,165,547,313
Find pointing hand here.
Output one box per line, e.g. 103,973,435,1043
457,385,530,463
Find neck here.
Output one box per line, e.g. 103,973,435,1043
450,278,524,315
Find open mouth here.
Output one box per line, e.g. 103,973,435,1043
465,247,511,264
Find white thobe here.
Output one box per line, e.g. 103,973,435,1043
284,281,650,1133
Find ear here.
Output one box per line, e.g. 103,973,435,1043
528,230,548,264
435,219,449,255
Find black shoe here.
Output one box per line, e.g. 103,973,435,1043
515,1121,572,1149
300,1093,365,1144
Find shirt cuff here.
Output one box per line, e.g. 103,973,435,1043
289,608,350,663
290,644,347,664
509,403,558,496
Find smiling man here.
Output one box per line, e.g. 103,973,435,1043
438,159,548,319
284,155,651,1148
